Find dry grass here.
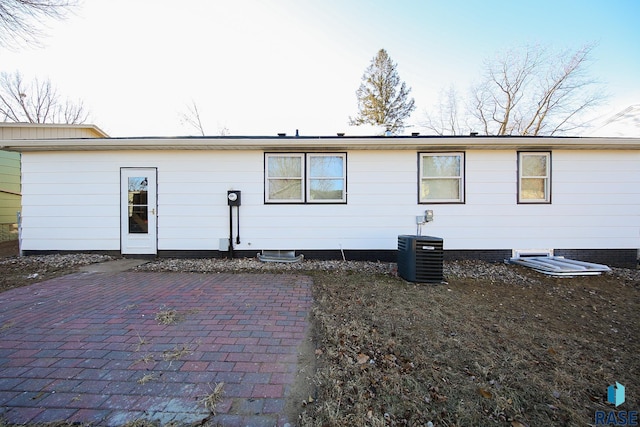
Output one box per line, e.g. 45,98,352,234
298,265,639,426
162,344,193,362
133,354,155,366
136,373,157,385
0,321,14,332
154,306,184,325
134,331,148,352
199,382,225,415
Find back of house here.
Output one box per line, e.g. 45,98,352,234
2,132,639,267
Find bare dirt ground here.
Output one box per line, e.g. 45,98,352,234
0,241,112,293
0,240,18,258
1,240,638,426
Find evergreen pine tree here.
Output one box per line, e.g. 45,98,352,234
349,49,415,134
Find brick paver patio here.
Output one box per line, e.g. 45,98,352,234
0,270,313,426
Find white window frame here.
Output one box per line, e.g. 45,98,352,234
265,152,347,204
419,152,465,203
518,152,551,204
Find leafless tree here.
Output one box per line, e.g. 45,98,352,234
181,100,206,136
180,101,231,136
218,125,229,136
470,44,604,136
422,85,465,136
0,0,78,48
424,44,604,136
0,71,88,123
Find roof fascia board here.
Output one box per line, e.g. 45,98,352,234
2,136,640,152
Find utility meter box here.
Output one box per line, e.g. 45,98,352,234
227,190,241,206
397,235,444,283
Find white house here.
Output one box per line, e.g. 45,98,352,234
1,134,638,267
0,123,108,242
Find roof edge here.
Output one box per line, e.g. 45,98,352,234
1,135,640,152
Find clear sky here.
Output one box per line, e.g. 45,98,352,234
1,0,638,137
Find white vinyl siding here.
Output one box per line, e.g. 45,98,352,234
17,146,639,253
419,152,464,203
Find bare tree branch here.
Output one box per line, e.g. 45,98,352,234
180,100,206,136
422,85,464,135
0,71,88,124
0,0,78,48
519,45,603,135
179,101,231,136
423,44,604,137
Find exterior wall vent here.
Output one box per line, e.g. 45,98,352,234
512,249,554,258
397,235,444,283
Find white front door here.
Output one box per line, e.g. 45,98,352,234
121,168,157,255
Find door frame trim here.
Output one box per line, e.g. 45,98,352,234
120,167,158,255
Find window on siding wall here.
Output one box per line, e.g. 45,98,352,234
419,152,464,203
266,154,304,202
518,152,551,203
265,153,346,203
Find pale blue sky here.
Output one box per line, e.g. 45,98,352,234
1,0,638,136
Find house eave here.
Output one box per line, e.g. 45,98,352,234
2,135,640,152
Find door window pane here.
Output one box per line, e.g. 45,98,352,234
128,177,148,233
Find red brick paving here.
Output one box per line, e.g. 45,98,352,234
0,271,312,426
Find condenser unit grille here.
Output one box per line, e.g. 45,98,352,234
397,235,444,283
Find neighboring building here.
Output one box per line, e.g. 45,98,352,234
0,123,108,242
0,150,20,241
1,134,638,267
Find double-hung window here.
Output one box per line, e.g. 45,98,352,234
265,153,346,203
518,152,551,203
419,152,464,203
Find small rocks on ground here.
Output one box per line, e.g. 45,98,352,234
2,253,638,285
